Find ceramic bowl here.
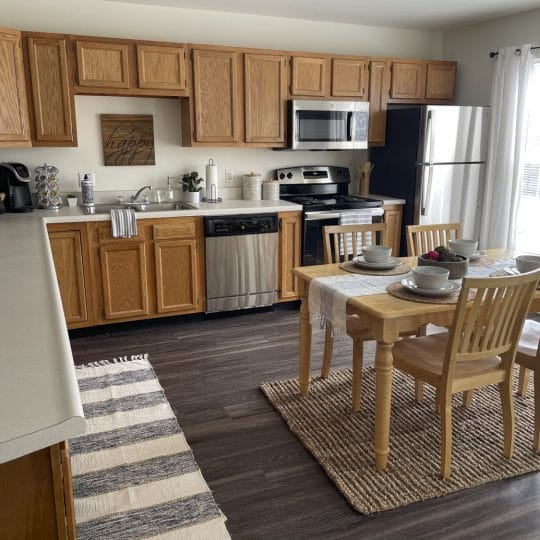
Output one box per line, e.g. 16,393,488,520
448,239,478,257
418,254,469,279
362,245,392,263
412,266,450,290
516,255,540,273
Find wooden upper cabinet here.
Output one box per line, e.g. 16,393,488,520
331,58,368,99
25,35,76,146
368,60,391,147
49,230,88,324
291,56,328,96
137,44,186,91
390,61,426,99
191,48,240,143
0,27,30,147
426,62,456,100
99,241,150,319
76,40,130,88
244,53,287,144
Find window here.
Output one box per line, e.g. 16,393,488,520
515,56,540,253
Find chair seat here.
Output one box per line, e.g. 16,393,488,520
393,333,502,386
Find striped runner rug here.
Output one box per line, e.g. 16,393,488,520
70,355,230,540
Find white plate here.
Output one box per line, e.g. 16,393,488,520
468,250,486,261
503,266,520,275
352,256,401,269
401,278,461,297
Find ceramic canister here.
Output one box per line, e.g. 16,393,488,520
243,172,262,201
262,180,279,201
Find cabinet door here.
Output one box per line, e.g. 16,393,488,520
383,204,403,257
244,53,287,144
0,28,30,146
76,40,130,89
290,56,327,96
192,48,240,143
154,239,198,313
137,44,186,91
278,212,302,301
368,60,391,147
25,35,76,145
390,61,426,99
331,58,368,98
99,242,149,319
426,63,456,100
49,230,88,324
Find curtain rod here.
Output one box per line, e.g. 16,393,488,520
489,46,539,58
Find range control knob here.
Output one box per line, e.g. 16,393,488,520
286,172,293,179
279,173,285,179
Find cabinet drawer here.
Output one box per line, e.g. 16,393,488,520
97,225,141,243
152,220,195,240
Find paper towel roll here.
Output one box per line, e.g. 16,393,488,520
206,159,218,199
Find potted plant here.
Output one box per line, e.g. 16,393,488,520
65,192,78,207
180,171,203,205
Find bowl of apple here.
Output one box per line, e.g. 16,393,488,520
417,246,469,279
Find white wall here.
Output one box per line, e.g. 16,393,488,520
443,8,540,105
0,0,443,198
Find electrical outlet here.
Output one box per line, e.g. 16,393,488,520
78,172,96,187
225,169,234,184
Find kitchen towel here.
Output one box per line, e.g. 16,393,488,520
110,208,137,238
338,209,374,256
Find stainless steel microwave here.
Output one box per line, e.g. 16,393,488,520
290,100,369,150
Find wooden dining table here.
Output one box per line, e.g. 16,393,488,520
292,249,540,471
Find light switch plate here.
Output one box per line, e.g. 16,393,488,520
225,170,234,184
78,172,96,187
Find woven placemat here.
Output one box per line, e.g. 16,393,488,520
340,261,411,276
469,256,495,266
386,281,476,304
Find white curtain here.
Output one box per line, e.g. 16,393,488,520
480,45,535,249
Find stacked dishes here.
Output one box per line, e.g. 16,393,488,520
401,266,460,296
353,245,401,270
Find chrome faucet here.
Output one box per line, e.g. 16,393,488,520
131,185,152,202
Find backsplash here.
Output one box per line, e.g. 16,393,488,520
0,95,366,200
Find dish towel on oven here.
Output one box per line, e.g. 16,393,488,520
339,210,374,256
110,208,137,238
309,274,406,337
518,319,540,356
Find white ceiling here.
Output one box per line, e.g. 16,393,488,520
103,0,540,30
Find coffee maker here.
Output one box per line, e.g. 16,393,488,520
0,162,33,213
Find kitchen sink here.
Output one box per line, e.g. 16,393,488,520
84,202,195,215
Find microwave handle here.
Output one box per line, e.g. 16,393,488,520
347,112,356,142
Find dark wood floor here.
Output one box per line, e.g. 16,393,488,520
70,307,540,539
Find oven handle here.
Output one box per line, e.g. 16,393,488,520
304,211,342,221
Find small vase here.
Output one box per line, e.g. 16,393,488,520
184,191,200,205
67,197,78,208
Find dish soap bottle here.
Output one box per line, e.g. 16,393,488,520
81,174,95,212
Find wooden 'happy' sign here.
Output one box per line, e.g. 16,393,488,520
101,114,155,166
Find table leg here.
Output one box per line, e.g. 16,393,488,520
374,340,394,470
298,279,312,396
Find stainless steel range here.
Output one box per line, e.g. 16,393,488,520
276,166,384,266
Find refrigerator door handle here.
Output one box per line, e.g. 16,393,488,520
421,165,434,216
426,110,435,165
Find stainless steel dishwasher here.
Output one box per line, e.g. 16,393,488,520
205,214,279,313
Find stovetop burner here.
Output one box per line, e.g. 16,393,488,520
284,194,383,211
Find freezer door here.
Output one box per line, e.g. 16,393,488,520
416,163,485,239
418,106,489,164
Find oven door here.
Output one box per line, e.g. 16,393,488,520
303,209,384,265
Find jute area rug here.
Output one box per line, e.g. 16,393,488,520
260,368,540,514
70,354,230,540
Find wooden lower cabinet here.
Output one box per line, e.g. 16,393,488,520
99,241,150,319
278,211,302,301
383,204,403,257
0,441,76,540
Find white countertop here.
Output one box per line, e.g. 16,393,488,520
0,199,301,464
368,194,406,205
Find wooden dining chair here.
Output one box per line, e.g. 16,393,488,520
515,319,540,452
406,222,462,402
321,223,388,412
406,223,461,257
391,269,540,479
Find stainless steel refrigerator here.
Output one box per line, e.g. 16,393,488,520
370,105,490,255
